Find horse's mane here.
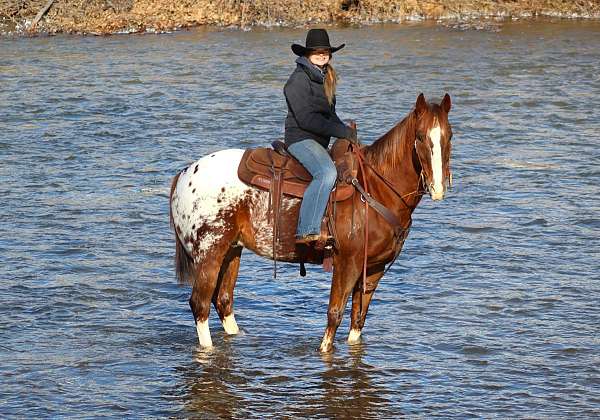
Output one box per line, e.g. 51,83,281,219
364,110,416,175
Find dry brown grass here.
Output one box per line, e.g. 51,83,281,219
1,0,600,34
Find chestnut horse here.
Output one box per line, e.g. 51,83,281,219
169,93,452,352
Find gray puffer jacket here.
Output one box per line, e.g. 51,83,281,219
284,56,352,149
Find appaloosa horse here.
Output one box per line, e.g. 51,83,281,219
169,93,452,352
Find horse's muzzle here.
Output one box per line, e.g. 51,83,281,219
430,185,445,201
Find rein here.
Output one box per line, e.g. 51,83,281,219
348,142,425,308
354,144,427,204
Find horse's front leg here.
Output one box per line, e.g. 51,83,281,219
319,259,361,353
348,268,384,344
212,245,242,335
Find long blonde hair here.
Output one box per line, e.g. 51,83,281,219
324,63,337,106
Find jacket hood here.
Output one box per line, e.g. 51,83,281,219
295,56,326,84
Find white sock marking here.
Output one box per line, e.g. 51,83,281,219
222,314,239,335
320,333,333,352
348,329,362,344
196,320,213,348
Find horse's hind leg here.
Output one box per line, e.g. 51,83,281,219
348,269,384,344
212,245,242,335
189,242,234,348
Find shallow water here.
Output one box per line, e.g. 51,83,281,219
1,20,599,417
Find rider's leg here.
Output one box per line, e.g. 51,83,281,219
287,139,337,239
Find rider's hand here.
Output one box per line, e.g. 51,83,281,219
346,124,358,144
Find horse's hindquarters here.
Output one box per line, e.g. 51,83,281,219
170,149,250,260
170,147,322,265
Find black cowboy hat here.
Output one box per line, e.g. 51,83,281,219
291,29,345,56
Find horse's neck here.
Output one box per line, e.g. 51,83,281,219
364,115,421,201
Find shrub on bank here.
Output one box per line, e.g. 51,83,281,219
1,0,600,35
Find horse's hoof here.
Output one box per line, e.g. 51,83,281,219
319,332,335,353
222,314,240,335
319,343,334,353
347,329,362,344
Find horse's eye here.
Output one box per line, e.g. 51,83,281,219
416,133,425,142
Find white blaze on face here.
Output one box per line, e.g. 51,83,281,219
429,123,444,200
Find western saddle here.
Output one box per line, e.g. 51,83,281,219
237,139,359,275
238,139,357,202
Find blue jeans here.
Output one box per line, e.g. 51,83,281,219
287,139,337,237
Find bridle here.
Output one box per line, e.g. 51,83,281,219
414,136,453,194
352,138,429,207
414,139,431,196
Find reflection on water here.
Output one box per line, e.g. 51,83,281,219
315,345,394,419
176,341,395,418
180,344,245,418
1,20,599,417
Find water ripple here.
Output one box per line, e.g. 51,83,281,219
1,21,599,418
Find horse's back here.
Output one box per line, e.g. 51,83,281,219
173,148,247,204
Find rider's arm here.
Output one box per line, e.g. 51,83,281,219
284,73,353,139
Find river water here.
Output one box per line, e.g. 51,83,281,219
1,20,599,418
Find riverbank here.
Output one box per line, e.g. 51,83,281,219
2,0,600,35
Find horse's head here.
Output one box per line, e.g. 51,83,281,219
413,93,452,201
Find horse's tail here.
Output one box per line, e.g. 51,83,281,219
169,171,197,286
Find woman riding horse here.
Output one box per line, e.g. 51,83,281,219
169,91,452,352
284,29,358,244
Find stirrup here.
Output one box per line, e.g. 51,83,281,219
314,236,334,251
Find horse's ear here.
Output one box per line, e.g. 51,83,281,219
415,93,427,116
441,93,451,113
